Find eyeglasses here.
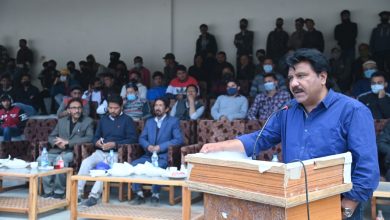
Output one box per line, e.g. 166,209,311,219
69,107,82,110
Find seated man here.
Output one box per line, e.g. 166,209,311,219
247,73,291,121
57,85,90,118
0,94,28,141
249,57,286,97
78,95,137,207
120,71,147,99
13,73,44,116
82,77,103,105
166,65,198,99
357,71,390,119
131,98,183,205
147,71,167,101
39,98,94,199
378,121,390,181
123,82,151,121
211,79,248,121
170,84,205,120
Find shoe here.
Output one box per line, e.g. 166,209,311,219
41,192,54,198
82,197,98,207
130,195,145,205
150,196,159,206
52,193,65,199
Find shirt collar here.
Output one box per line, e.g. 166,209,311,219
109,112,123,121
154,114,167,123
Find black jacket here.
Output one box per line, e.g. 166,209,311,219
358,92,390,119
302,29,324,52
334,21,358,50
196,33,218,56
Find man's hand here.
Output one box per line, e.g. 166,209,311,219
341,198,359,219
54,137,68,149
95,139,103,149
219,115,228,121
378,89,386,99
147,145,160,153
102,142,116,151
200,143,224,153
187,95,195,103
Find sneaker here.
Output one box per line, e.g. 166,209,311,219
130,195,145,205
150,196,159,206
41,192,54,198
52,193,65,199
82,197,98,207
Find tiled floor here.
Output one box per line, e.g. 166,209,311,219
0,180,389,220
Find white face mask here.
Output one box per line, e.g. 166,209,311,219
371,84,384,94
60,76,67,82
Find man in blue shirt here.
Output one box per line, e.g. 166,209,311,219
201,49,379,220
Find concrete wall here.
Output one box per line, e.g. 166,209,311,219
0,0,388,80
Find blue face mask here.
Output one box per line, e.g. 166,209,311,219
264,82,276,91
263,64,273,73
227,87,238,96
364,69,376,78
371,84,384,94
126,94,137,101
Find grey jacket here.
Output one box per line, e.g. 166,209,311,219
48,116,94,153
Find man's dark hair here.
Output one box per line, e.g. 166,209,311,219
107,95,123,106
110,52,120,58
240,18,248,25
295,17,305,24
129,71,141,78
263,56,274,63
48,59,57,66
286,48,332,89
152,71,164,79
154,97,170,109
19,39,27,44
371,71,388,81
126,82,139,91
226,79,240,86
66,97,84,109
89,77,100,85
186,84,199,94
341,10,350,16
102,73,114,79
217,51,226,56
133,56,143,62
264,73,278,81
67,61,75,66
176,65,187,73
79,60,87,66
199,24,208,29
20,73,31,80
305,18,314,24
70,85,83,93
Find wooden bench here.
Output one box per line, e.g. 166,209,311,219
371,181,390,220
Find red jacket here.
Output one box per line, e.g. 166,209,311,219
0,106,28,128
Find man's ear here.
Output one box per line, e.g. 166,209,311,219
319,71,327,86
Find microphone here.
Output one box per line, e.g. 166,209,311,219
251,103,291,160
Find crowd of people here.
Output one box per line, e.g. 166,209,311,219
0,10,390,211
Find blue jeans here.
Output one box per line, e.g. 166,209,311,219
131,155,168,194
346,203,363,220
0,126,21,141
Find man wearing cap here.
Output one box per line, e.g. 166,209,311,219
57,85,90,118
163,53,179,83
370,11,390,73
0,94,28,141
166,65,199,99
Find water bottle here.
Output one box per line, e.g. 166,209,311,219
376,210,384,220
271,154,279,162
151,151,158,167
41,147,49,167
108,150,115,168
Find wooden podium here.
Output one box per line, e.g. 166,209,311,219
185,152,353,220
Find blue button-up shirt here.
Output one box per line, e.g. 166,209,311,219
237,89,379,202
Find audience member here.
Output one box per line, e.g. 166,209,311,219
129,56,151,88
39,98,94,199
86,54,106,77
123,82,151,121
0,74,17,99
163,53,179,83
254,49,266,74
131,98,183,205
329,47,350,92
16,39,33,70
196,24,218,58
357,71,390,119
101,73,121,100
250,57,286,97
334,10,358,69
302,18,324,52
166,65,198,99
78,60,95,88
188,54,207,82
370,11,390,73
234,18,254,68
170,84,205,120
288,18,306,50
211,79,248,121
266,18,289,64
247,73,291,121
38,60,59,94
3,58,24,85
78,95,137,207
57,85,90,118
51,68,79,107
236,54,255,81
211,67,235,98
14,74,45,115
351,43,372,83
114,62,129,85
67,61,82,88
213,51,234,82
377,121,390,181
0,94,28,141
107,52,124,73
146,71,167,101
120,71,147,99
82,78,104,105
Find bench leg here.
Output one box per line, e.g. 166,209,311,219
371,197,377,220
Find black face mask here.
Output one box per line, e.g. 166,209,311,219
22,81,30,86
381,18,389,23
240,24,247,30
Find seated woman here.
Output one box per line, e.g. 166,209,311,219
170,84,204,120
